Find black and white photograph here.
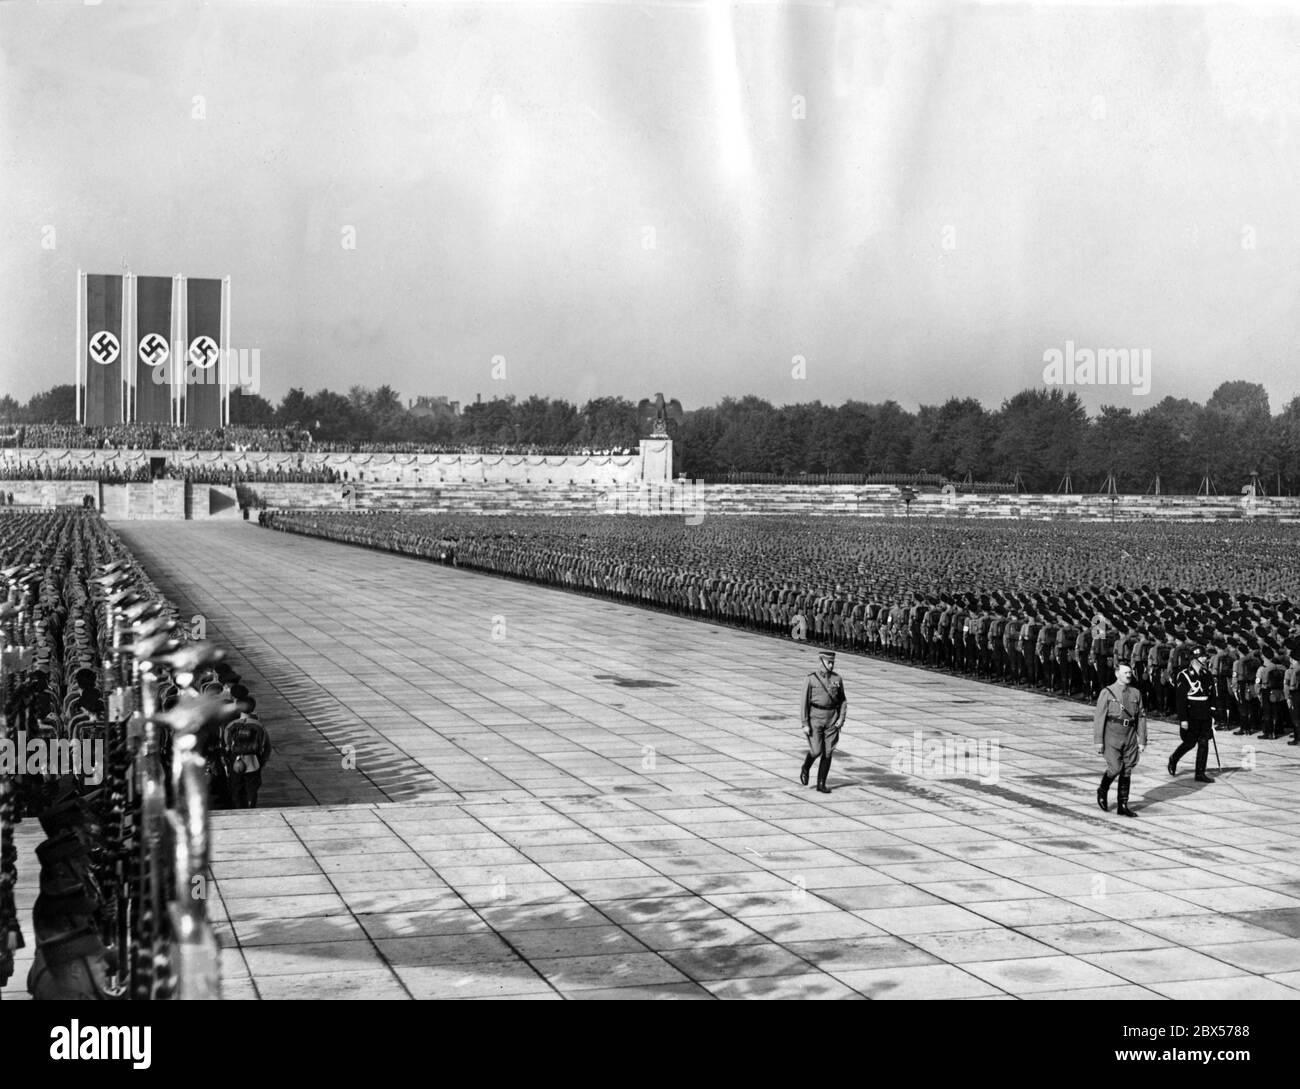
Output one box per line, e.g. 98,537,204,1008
1,0,1297,1055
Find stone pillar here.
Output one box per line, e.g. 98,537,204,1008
639,437,672,484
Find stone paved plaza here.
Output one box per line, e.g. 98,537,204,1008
12,522,1300,999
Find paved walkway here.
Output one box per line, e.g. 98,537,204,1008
7,521,1300,1000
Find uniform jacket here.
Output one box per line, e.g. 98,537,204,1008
1130,637,1150,667
1094,682,1147,747
1284,662,1300,703
801,667,847,729
1175,667,1216,722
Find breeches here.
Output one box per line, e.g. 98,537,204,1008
806,718,841,758
1102,723,1140,776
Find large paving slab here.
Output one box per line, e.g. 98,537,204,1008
5,520,1298,1000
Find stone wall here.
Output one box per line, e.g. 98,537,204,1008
187,484,242,520
2,473,1296,522
100,481,186,519
699,486,1300,521
247,482,1300,521
0,481,100,508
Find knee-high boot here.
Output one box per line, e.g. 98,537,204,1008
1116,773,1137,817
799,752,815,786
1096,772,1113,812
816,753,833,793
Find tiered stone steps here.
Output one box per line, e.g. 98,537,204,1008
4,476,1298,521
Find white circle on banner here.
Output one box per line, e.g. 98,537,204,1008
88,331,120,366
188,335,219,369
139,333,169,367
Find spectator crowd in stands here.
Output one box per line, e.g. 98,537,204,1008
0,460,151,482
5,423,636,457
169,464,342,485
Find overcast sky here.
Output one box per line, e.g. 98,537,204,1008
2,1,1298,414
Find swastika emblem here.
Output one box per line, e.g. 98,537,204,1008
139,333,169,367
88,331,120,366
188,335,219,369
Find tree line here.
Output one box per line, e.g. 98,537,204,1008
4,381,1299,494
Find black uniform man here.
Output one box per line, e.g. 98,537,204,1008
1094,662,1146,817
799,650,847,794
1169,648,1217,783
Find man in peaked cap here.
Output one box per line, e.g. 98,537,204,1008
799,650,847,794
1169,648,1217,783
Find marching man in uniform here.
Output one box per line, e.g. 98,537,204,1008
799,651,847,794
1168,648,1217,783
1093,662,1146,817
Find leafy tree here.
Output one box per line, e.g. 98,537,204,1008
23,384,77,423
1200,381,1271,491
230,390,276,427
992,388,1087,490
577,397,638,449
912,398,994,480
1132,397,1201,493
276,387,312,429
1078,405,1141,491
308,389,361,442
1264,396,1300,495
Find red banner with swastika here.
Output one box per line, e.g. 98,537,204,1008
85,274,124,427
185,278,222,429
135,276,173,424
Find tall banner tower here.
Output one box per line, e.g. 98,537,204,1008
76,272,231,427
133,274,176,424
181,276,230,428
77,271,126,426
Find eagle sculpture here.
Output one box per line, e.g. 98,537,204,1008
636,393,683,437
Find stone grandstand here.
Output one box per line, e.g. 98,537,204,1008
3,440,1299,521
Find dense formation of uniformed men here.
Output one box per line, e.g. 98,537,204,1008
1,510,270,999
262,511,1300,742
0,511,270,809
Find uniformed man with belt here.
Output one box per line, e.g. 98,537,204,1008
1094,662,1146,817
799,651,847,794
1168,648,1217,781
1209,641,1236,730
1284,650,1300,745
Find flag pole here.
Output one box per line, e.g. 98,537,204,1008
75,269,83,423
222,275,232,426
178,275,187,427
127,273,137,423
171,275,180,426
120,271,129,424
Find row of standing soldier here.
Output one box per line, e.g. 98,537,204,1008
793,601,1298,744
